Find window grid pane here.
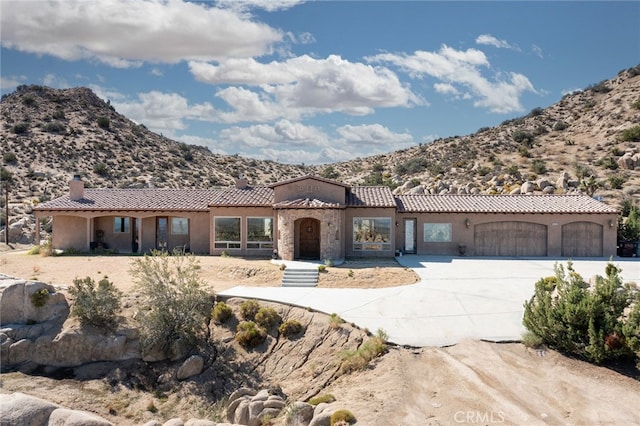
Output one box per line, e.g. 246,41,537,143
171,217,189,235
214,217,241,249
353,218,391,251
113,217,130,233
247,217,273,249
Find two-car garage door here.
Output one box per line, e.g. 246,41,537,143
474,222,547,256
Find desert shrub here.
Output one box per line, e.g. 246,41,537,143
320,166,339,179
212,301,233,324
632,99,640,110
395,157,428,175
11,122,28,134
240,299,261,321
340,329,388,373
518,146,531,158
255,307,281,329
620,125,640,142
279,319,304,338
324,258,334,267
279,263,286,271
477,166,492,176
596,156,618,170
97,116,110,129
512,130,535,148
608,175,626,190
93,162,109,177
30,288,50,308
523,261,640,364
308,394,336,406
52,108,65,119
521,331,544,348
529,107,544,117
619,199,638,217
330,409,356,425
235,320,267,348
553,121,569,131
130,250,212,358
573,162,594,180
43,121,66,133
530,159,547,174
22,95,36,106
329,313,344,329
318,264,326,272
69,276,122,329
2,152,17,164
588,80,612,94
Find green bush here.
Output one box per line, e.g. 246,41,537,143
235,320,267,348
212,301,233,324
11,122,28,134
130,250,212,358
69,276,122,329
255,307,281,329
318,264,326,272
97,116,110,129
330,409,356,425
340,329,388,373
43,121,66,133
240,299,261,321
523,261,640,364
553,121,569,131
631,99,640,110
512,130,535,148
30,288,50,308
531,159,547,174
608,175,626,190
308,394,336,406
620,125,640,142
2,152,17,164
279,319,304,338
93,162,109,177
329,313,344,329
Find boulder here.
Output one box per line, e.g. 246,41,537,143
233,399,250,425
176,355,204,380
617,153,635,169
184,420,216,426
162,419,184,426
142,421,162,426
556,172,570,190
309,412,332,426
288,401,314,425
0,392,59,426
520,181,535,194
542,186,555,194
48,408,113,425
537,177,553,190
407,185,425,194
0,278,69,326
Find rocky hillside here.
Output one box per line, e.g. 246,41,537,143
1,65,639,242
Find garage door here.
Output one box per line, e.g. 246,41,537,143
562,222,603,257
474,222,547,256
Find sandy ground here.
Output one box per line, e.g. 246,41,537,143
1,244,639,425
0,245,419,293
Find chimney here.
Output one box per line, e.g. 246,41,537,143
235,174,248,189
69,174,84,201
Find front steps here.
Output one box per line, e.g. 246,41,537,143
281,268,319,287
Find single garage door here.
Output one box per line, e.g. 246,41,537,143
562,222,603,257
474,221,547,256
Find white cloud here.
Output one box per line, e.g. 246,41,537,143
216,0,306,12
475,34,520,51
0,75,26,89
190,54,420,122
150,68,163,77
336,124,413,148
368,45,536,113
434,82,459,96
0,0,282,67
42,73,70,89
531,44,544,59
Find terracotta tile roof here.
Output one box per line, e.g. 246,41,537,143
34,189,224,212
395,194,618,214
273,198,343,209
209,186,274,207
348,186,397,208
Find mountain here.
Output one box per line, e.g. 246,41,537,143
1,65,639,242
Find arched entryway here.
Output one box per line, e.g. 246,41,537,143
296,217,321,259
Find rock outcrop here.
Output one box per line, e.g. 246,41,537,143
0,276,69,325
0,393,113,426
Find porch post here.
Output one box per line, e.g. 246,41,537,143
137,216,143,253
34,212,41,246
86,217,91,251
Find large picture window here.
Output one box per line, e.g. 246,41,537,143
424,223,452,242
171,217,189,235
113,217,130,233
247,217,274,249
353,218,392,251
214,217,241,249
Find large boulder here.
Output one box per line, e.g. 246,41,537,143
0,276,69,326
176,355,204,380
0,392,59,426
48,408,113,426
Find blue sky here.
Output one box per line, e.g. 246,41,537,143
1,1,638,164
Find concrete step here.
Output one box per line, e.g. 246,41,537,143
281,268,319,287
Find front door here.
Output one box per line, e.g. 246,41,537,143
404,218,417,254
157,217,168,250
299,218,320,259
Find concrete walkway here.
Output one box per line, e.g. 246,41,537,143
219,256,640,347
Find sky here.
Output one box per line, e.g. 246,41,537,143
1,1,639,164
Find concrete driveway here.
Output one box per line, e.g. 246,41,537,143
219,256,640,347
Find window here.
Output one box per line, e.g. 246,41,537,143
247,217,273,249
214,217,241,249
353,218,391,251
171,217,189,235
424,223,452,242
114,217,130,233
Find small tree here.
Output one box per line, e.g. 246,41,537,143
523,261,639,364
69,276,122,330
130,250,212,358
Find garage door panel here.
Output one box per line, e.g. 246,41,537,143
474,222,547,257
562,222,602,257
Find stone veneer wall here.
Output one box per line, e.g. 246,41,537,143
276,209,343,260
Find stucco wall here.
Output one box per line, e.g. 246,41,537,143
52,215,88,251
396,212,618,257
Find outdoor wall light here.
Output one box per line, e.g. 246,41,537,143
465,218,471,228
395,221,399,227
609,219,614,228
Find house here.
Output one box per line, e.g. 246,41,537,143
33,174,619,259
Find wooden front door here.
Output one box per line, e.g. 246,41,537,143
299,218,320,259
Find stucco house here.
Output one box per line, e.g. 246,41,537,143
33,174,619,259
